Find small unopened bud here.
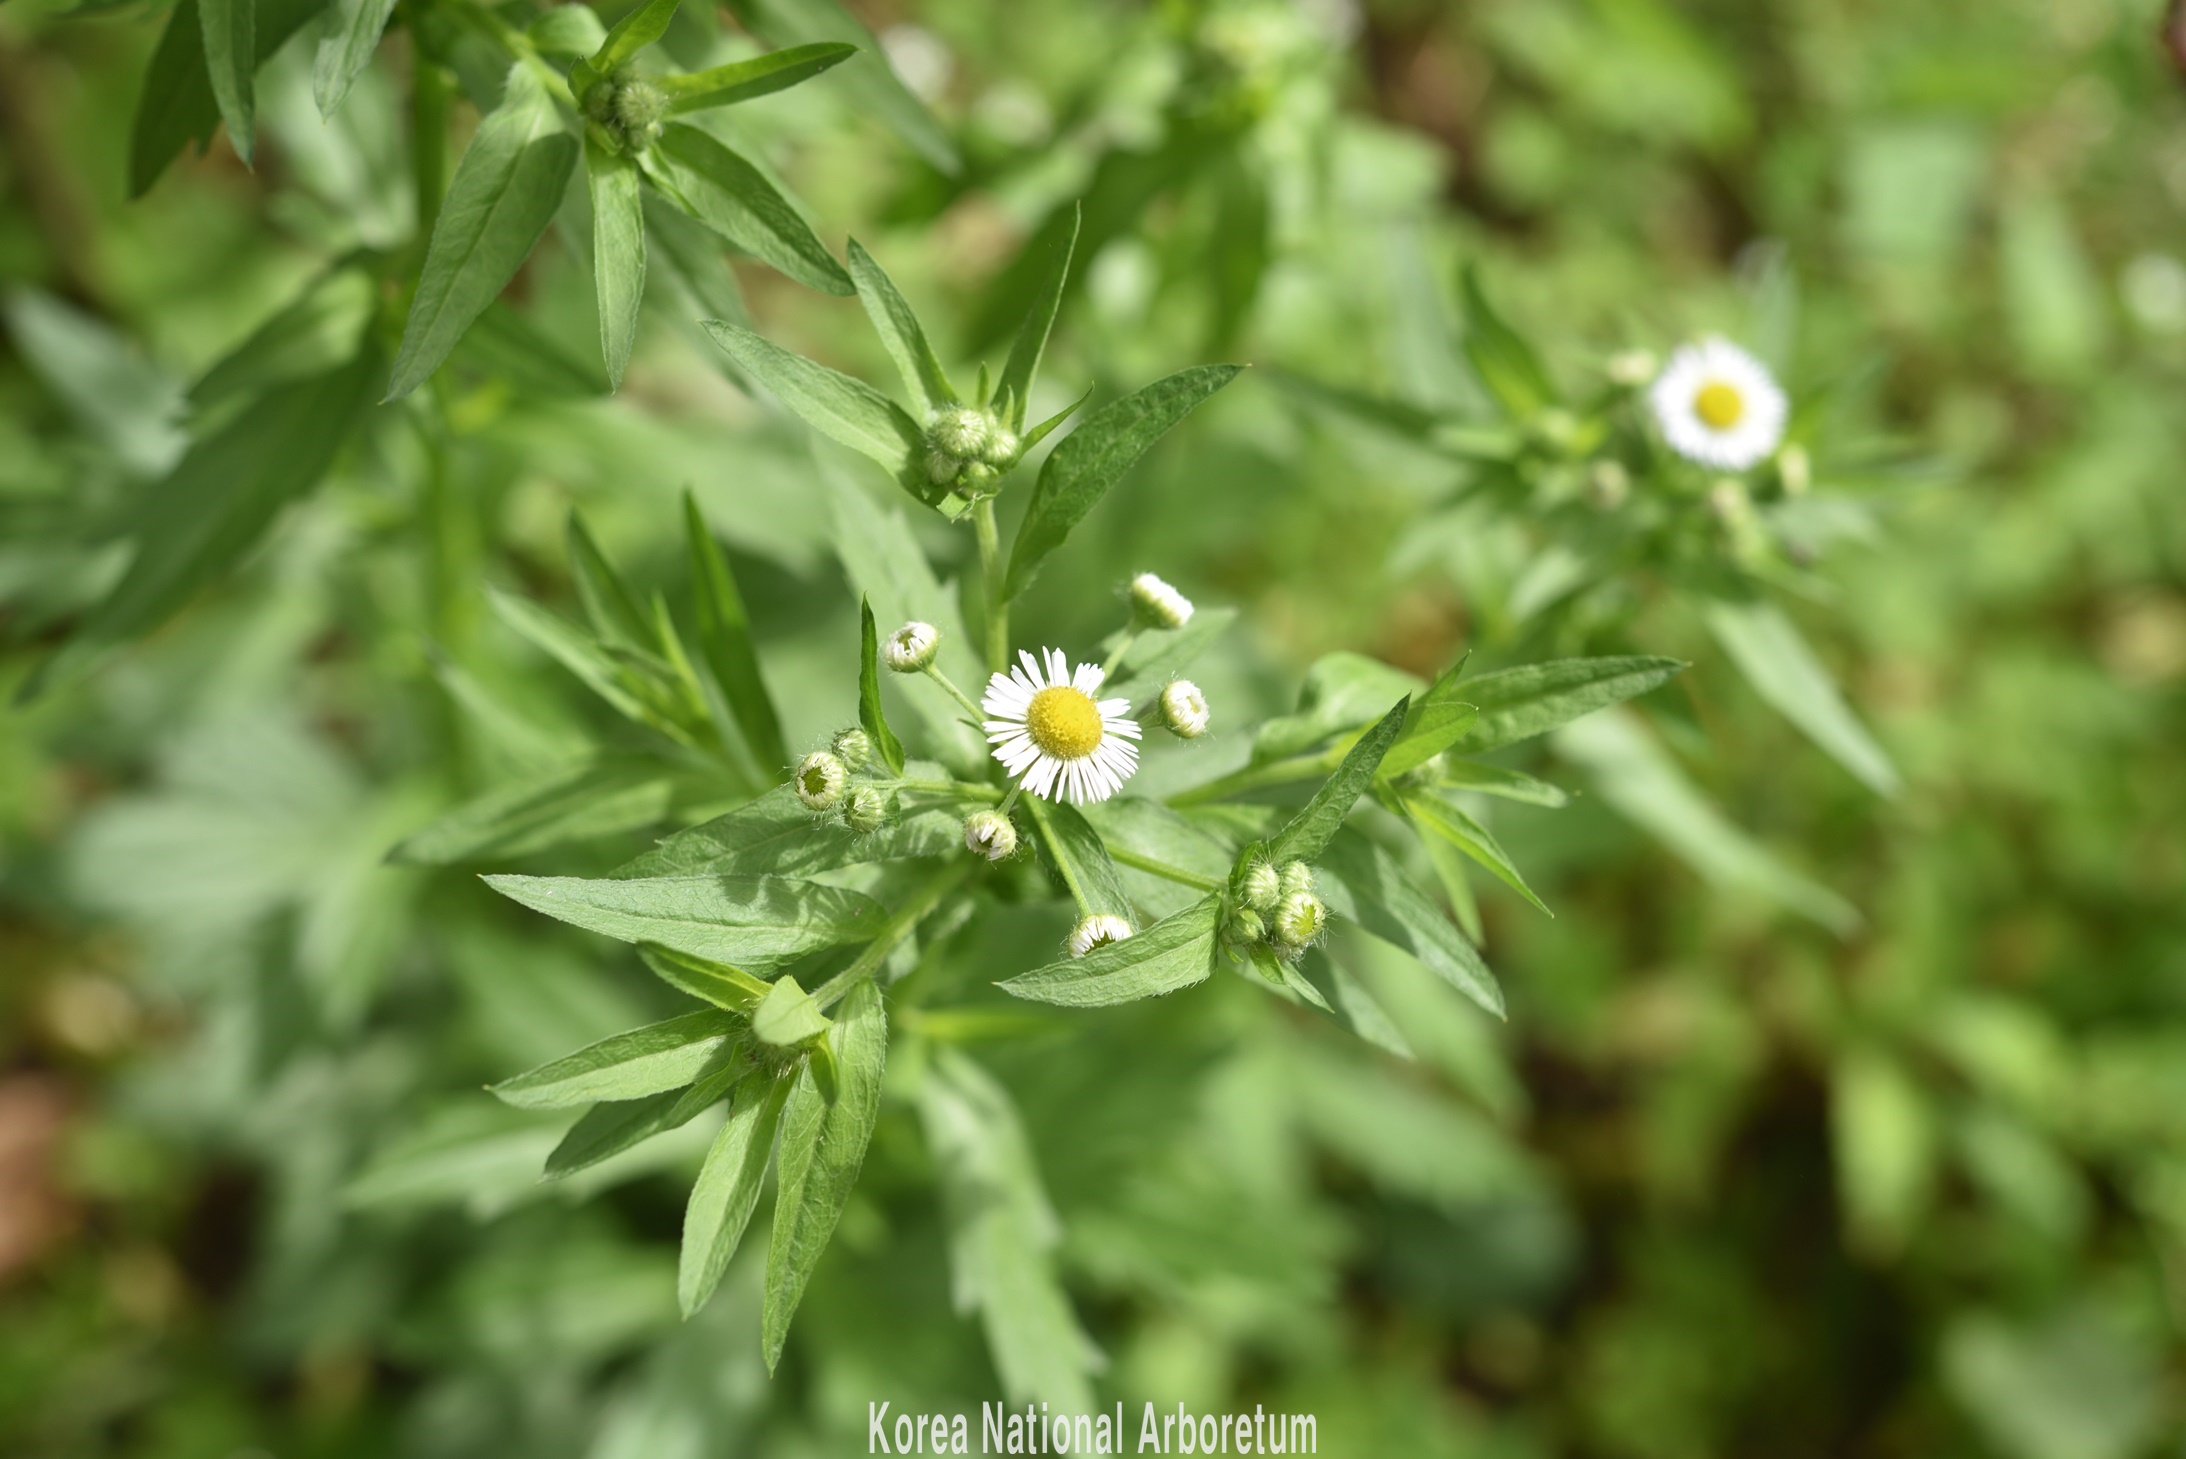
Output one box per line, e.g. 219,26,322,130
884,621,940,673
1272,890,1326,950
1129,572,1194,629
1608,349,1658,387
841,784,895,835
1776,444,1810,497
1227,907,1266,944
1708,478,1753,524
794,751,847,811
981,426,1021,468
1068,913,1133,958
1159,680,1210,738
830,727,873,770
1239,861,1280,912
1277,861,1313,899
957,459,1000,496
1587,458,1630,510
963,809,1017,861
929,406,991,460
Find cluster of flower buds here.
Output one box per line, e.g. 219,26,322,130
1228,857,1326,960
583,68,668,153
792,727,899,834
923,406,1020,497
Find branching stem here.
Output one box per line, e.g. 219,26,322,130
813,859,974,1011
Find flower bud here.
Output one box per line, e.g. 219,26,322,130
1608,349,1658,387
1272,890,1326,950
957,459,1000,496
1239,860,1280,912
963,809,1017,861
1776,443,1810,497
1587,458,1630,510
928,406,991,460
841,784,895,835
1068,913,1134,958
884,621,940,673
1226,907,1266,944
980,426,1021,469
793,751,847,810
1707,478,1751,525
830,727,873,771
1129,572,1194,629
1277,861,1313,899
585,70,667,151
1159,680,1210,738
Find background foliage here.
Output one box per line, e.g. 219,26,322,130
3,0,2185,1456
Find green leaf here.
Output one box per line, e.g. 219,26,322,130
680,1071,793,1315
722,0,958,173
1450,655,1686,755
763,976,887,1369
1459,263,1555,419
646,125,852,296
1315,828,1505,1018
751,975,830,1049
1435,761,1570,808
1266,698,1410,866
994,203,1078,430
1023,798,1132,921
527,4,607,56
483,872,889,971
566,510,652,648
386,63,579,401
23,350,377,701
658,42,858,115
1554,709,1858,933
701,320,925,489
486,587,650,726
1251,652,1421,764
1001,896,1222,1008
919,1048,1098,1409
1833,1047,1936,1255
129,0,327,197
847,238,955,418
189,266,376,410
638,943,772,1010
685,493,788,775
1397,787,1552,917
197,0,256,164
312,0,398,116
1004,365,1242,600
859,595,910,775
619,782,963,878
345,1103,562,1217
388,754,684,865
490,1011,746,1109
537,1058,744,1182
583,0,679,86
587,135,647,392
1704,599,1902,797
1100,607,1240,708
1378,656,1480,781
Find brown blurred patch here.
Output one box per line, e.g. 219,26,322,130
2166,0,2186,81
1371,581,1469,677
0,1074,78,1283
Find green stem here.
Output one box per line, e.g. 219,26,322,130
974,498,1006,674
897,777,1001,802
408,9,449,246
1100,627,1140,681
447,0,575,107
812,859,974,1011
1021,798,1094,917
923,664,984,722
1166,744,1346,808
1106,844,1224,893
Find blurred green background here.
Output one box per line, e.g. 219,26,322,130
3,0,2185,1455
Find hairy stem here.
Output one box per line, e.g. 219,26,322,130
974,498,1006,674
897,777,1001,802
922,664,984,722
1105,844,1224,892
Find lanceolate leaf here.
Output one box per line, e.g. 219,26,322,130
723,0,958,173
24,349,378,701
681,1071,793,1315
386,64,579,401
1448,655,1685,755
544,1090,685,1180
1704,599,1902,797
1397,787,1553,916
1024,798,1133,921
702,321,925,491
1459,263,1556,419
1377,656,1479,781
486,588,650,725
189,266,376,409
686,493,789,775
197,0,256,163
587,134,647,391
387,754,684,865
764,977,887,1369
130,0,326,197
489,1011,746,1109
639,943,772,1010
1315,828,1506,1018
1001,896,1222,1008
1437,761,1571,807
618,783,962,878
1004,365,1242,600
312,0,398,118
847,239,954,418
1266,698,1410,866
859,596,909,775
566,511,652,649
577,0,679,96
995,203,1079,430
658,42,858,115
647,125,852,296
483,872,889,970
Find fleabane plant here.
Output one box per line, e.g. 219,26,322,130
380,220,1695,1399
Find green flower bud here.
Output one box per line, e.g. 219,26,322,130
1227,906,1266,944
1272,890,1326,950
1239,861,1280,912
962,809,1017,861
794,751,847,811
830,727,873,771
884,621,940,673
841,784,896,835
1277,861,1314,899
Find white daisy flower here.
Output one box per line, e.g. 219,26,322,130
1129,572,1194,629
1068,913,1133,958
981,648,1142,805
1648,338,1787,471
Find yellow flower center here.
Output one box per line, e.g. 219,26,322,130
1025,685,1104,760
1694,380,1745,430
